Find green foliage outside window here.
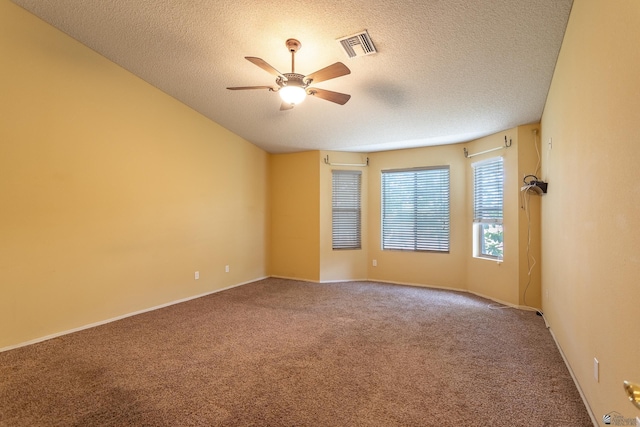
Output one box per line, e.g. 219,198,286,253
481,224,503,258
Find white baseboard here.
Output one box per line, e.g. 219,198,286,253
372,279,539,311
548,327,598,427
466,289,541,312
371,278,465,293
270,275,370,284
269,274,321,283
2,275,597,427
0,276,267,353
320,278,369,283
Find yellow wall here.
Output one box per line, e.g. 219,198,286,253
463,131,519,305
0,1,269,349
10,7,628,422
319,151,369,282
462,125,543,307
271,127,542,310
367,144,468,290
358,127,542,307
516,124,542,309
269,151,320,281
541,0,640,421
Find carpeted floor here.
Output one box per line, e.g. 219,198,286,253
0,278,592,426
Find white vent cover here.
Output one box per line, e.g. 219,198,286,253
337,30,377,58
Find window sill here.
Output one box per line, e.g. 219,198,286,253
474,255,503,263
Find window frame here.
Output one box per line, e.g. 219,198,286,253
472,157,504,260
332,170,362,250
381,165,450,253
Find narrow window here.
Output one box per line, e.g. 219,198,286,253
381,166,450,252
332,170,362,250
472,157,504,260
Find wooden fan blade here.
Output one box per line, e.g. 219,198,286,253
280,102,294,111
245,57,284,78
227,86,275,90
307,88,351,105
304,62,350,84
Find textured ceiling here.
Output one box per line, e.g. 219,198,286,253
12,0,573,153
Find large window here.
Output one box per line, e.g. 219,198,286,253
472,157,504,259
381,166,450,252
332,170,362,250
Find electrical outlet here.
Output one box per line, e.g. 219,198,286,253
225,265,230,273
372,259,377,267
594,358,599,382
194,271,199,280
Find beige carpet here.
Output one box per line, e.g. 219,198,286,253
0,278,592,426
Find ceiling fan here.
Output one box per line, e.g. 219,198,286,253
227,38,351,110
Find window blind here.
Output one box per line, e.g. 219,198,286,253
473,157,504,223
381,166,450,252
332,170,362,250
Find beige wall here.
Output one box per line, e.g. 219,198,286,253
319,151,369,282
516,124,542,309
462,125,543,307
361,127,541,307
270,150,369,283
0,1,269,349
9,4,631,422
541,0,640,421
269,151,320,281
273,128,542,310
463,131,519,305
367,144,468,290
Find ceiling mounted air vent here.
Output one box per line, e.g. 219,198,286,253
337,30,377,58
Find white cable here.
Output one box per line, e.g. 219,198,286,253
522,188,537,307
520,129,541,307
533,130,541,177
488,303,517,311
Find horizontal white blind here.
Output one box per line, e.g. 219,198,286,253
332,170,361,250
473,157,504,223
381,166,450,252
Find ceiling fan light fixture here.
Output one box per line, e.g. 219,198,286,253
279,85,307,105
228,38,351,110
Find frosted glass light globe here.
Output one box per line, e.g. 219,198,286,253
279,85,306,105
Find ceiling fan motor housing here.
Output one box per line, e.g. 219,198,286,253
278,73,308,89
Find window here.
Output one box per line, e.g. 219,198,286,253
381,166,450,252
332,170,362,250
472,157,504,259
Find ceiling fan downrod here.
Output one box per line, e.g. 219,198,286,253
285,38,301,73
